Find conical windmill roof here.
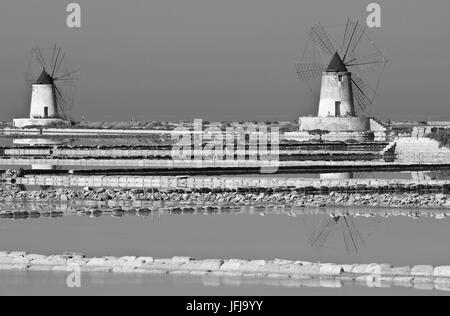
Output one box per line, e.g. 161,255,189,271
326,52,348,72
36,70,54,85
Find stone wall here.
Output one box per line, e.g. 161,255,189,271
12,174,450,190
284,131,373,142
1,251,450,291
396,137,450,163
0,158,409,168
12,118,69,128
298,116,370,132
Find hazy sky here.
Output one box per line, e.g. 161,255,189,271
0,0,449,121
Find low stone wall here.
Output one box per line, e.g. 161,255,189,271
0,158,400,168
284,131,372,142
395,137,450,164
12,118,69,128
2,187,450,209
11,174,450,192
0,143,390,158
369,118,389,132
2,127,175,136
298,116,370,132
1,251,450,290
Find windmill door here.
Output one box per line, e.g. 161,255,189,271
335,101,341,117
44,107,49,118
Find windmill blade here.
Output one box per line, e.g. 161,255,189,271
54,85,67,108
32,46,48,71
340,18,351,54
308,216,339,248
50,44,57,75
346,52,387,72
24,72,36,85
54,70,80,82
309,227,333,249
341,217,358,254
342,20,366,63
54,85,71,119
351,74,376,112
308,23,337,57
55,81,77,110
295,62,326,81
347,218,367,250
341,221,352,254
51,47,62,76
347,60,386,71
53,52,66,77
341,217,366,254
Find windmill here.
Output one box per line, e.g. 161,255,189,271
295,19,386,119
24,45,79,120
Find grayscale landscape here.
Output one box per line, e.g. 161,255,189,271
0,0,450,297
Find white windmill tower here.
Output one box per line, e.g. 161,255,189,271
14,45,79,128
317,52,356,118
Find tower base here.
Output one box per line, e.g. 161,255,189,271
298,116,370,132
13,118,69,128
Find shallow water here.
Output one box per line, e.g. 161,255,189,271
1,198,450,295
0,210,450,266
0,270,446,296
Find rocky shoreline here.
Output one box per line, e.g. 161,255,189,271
1,251,450,291
1,201,450,220
2,187,450,209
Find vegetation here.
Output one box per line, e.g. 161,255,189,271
2,119,301,132
308,129,330,142
279,122,299,133
72,121,179,130
427,128,450,148
0,122,13,129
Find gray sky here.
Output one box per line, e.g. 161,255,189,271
0,0,449,121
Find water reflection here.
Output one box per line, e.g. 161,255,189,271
320,173,353,180
1,205,450,267
2,200,449,259
12,138,65,146
307,216,367,255
12,138,61,171
411,170,450,181
0,270,447,295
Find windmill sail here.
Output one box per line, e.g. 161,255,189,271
308,216,339,249
295,62,326,81
308,23,337,57
341,20,366,63
351,74,376,112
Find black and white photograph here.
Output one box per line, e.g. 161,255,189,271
0,0,449,300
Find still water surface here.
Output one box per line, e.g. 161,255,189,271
0,270,446,296
0,211,449,266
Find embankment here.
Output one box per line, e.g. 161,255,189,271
1,251,450,291
1,187,450,210
1,203,449,220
